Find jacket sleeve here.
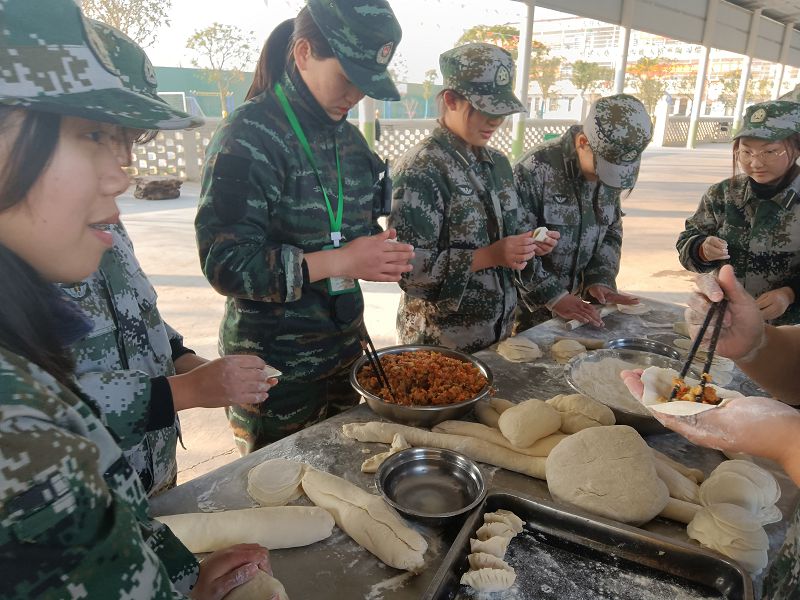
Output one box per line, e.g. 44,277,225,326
514,162,567,306
388,171,475,313
677,183,725,273
583,197,623,290
195,121,306,304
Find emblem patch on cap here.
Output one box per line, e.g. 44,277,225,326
495,65,511,87
143,57,158,87
376,42,394,65
750,108,767,124
82,16,119,76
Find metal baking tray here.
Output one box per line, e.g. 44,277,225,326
423,490,753,600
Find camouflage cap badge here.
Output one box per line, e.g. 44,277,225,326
735,101,800,141
583,94,652,189
307,0,402,101
0,0,202,131
439,43,526,117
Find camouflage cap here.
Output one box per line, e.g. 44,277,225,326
735,101,800,141
439,43,526,117
307,0,402,101
0,0,202,130
583,94,652,189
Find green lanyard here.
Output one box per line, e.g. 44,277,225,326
275,83,344,246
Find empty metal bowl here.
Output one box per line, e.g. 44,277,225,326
606,338,681,360
349,345,493,427
375,447,486,525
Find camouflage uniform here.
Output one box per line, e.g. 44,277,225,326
389,44,528,353
60,224,181,497
514,94,652,331
0,3,201,596
677,101,800,325
195,0,402,454
763,502,800,599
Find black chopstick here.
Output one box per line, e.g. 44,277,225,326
669,300,721,401
359,328,396,402
697,299,728,399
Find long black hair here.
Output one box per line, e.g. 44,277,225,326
245,7,335,101
0,107,78,389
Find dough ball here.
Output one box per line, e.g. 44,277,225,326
498,399,562,448
617,302,650,315
225,570,289,600
460,567,516,592
247,458,305,506
483,509,525,534
469,535,510,558
687,503,769,575
546,425,669,525
547,393,615,433
468,552,512,572
497,336,543,363
551,339,587,363
475,522,516,541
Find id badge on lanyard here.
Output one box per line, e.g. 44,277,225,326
276,83,359,296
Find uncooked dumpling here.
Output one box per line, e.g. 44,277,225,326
546,393,615,433
618,302,650,315
247,458,305,506
475,521,516,541
468,552,512,572
497,336,543,362
546,425,669,525
460,567,516,592
551,339,587,363
483,509,525,534
469,535,510,558
498,398,561,448
532,226,549,242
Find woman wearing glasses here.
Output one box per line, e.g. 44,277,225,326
677,101,800,324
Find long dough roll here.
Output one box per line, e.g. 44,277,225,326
651,448,705,483
342,422,546,480
301,468,427,572
654,458,701,504
156,506,334,553
659,497,702,525
432,420,566,457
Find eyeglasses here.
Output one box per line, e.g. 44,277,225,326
735,148,788,165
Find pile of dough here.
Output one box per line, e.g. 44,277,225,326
301,467,427,572
687,503,769,575
461,509,524,592
225,570,289,600
546,425,669,525
551,339,586,363
342,421,547,479
156,506,335,553
498,399,561,448
360,433,410,473
247,458,305,506
432,420,566,457
699,460,782,525
617,302,650,315
546,393,615,433
638,366,741,416
496,336,543,362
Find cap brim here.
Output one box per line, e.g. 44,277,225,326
338,58,400,101
595,153,640,189
465,90,527,117
733,127,786,141
0,88,204,130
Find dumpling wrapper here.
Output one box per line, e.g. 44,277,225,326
617,302,650,315
496,336,543,363
639,366,742,416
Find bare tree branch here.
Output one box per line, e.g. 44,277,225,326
81,0,171,48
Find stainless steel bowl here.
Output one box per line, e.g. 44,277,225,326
606,338,681,360
349,345,493,427
375,447,486,525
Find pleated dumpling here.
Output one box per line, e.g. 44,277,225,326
460,567,516,592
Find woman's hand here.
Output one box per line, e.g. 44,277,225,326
190,544,272,600
755,286,795,321
586,284,639,306
552,294,604,327
687,265,765,361
472,233,537,271
699,236,730,261
533,230,560,256
340,228,414,282
169,355,278,411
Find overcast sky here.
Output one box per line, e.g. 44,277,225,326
145,0,567,82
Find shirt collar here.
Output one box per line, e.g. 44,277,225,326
279,67,343,132
433,125,495,168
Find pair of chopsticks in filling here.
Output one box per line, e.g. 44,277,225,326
669,298,728,402
359,328,396,402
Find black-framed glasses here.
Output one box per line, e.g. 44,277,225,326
735,148,788,165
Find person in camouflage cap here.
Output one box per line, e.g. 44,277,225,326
513,94,651,332
389,43,558,352
196,0,414,454
677,100,800,325
0,1,272,597
621,265,800,600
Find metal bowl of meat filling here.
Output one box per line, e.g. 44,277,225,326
350,345,493,427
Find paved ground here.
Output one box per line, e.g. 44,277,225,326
118,144,731,484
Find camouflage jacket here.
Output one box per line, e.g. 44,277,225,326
196,71,385,382
60,223,180,496
389,126,535,353
514,125,623,308
764,500,799,599
0,347,197,599
676,173,800,325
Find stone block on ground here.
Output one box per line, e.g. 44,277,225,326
134,176,183,200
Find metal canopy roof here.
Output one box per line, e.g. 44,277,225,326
514,0,800,68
